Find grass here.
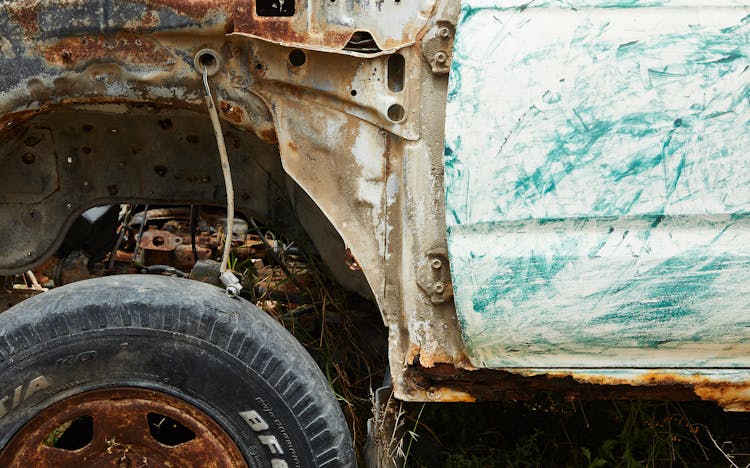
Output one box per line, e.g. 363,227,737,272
228,235,386,465
402,397,750,467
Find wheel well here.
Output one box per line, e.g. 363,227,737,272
0,102,372,299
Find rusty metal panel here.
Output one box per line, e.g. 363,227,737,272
444,2,750,368
232,0,436,54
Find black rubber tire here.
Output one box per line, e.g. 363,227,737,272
0,275,355,467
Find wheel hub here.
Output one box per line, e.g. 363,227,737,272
0,387,248,467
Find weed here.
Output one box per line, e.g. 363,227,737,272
404,399,750,467
231,226,386,465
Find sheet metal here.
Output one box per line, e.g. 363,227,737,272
444,1,750,368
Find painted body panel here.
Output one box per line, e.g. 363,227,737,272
445,1,750,367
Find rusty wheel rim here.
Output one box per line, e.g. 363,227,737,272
0,387,248,467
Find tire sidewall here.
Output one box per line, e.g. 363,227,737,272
0,276,354,467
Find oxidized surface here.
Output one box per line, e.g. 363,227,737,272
445,2,750,368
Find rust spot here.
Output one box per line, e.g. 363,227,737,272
232,7,306,44
407,364,704,403
0,388,246,467
7,2,40,35
231,2,366,50
142,0,225,20
142,9,161,28
219,101,243,123
258,127,278,144
42,34,172,68
406,364,750,410
323,30,356,46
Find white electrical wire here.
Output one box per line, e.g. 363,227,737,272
203,64,242,297
202,66,234,274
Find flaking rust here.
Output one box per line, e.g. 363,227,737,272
402,364,750,410
6,1,41,35
42,35,173,68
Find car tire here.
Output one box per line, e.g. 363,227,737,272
0,275,355,467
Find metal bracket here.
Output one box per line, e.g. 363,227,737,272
416,248,453,304
421,21,455,74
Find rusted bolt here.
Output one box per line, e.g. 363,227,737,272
433,51,448,63
431,258,442,270
433,281,445,295
21,153,35,164
438,27,451,39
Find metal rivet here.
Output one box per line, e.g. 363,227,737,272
433,281,445,294
431,258,442,270
66,203,72,210
433,51,448,63
438,27,450,39
21,153,35,164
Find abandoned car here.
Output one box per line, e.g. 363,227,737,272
1,0,750,465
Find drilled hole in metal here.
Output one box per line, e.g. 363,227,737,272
194,49,220,77
152,236,165,246
147,412,196,446
198,53,216,70
44,416,93,451
387,104,405,122
288,49,306,67
388,53,405,92
350,89,357,97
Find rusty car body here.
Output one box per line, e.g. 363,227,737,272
2,0,750,463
